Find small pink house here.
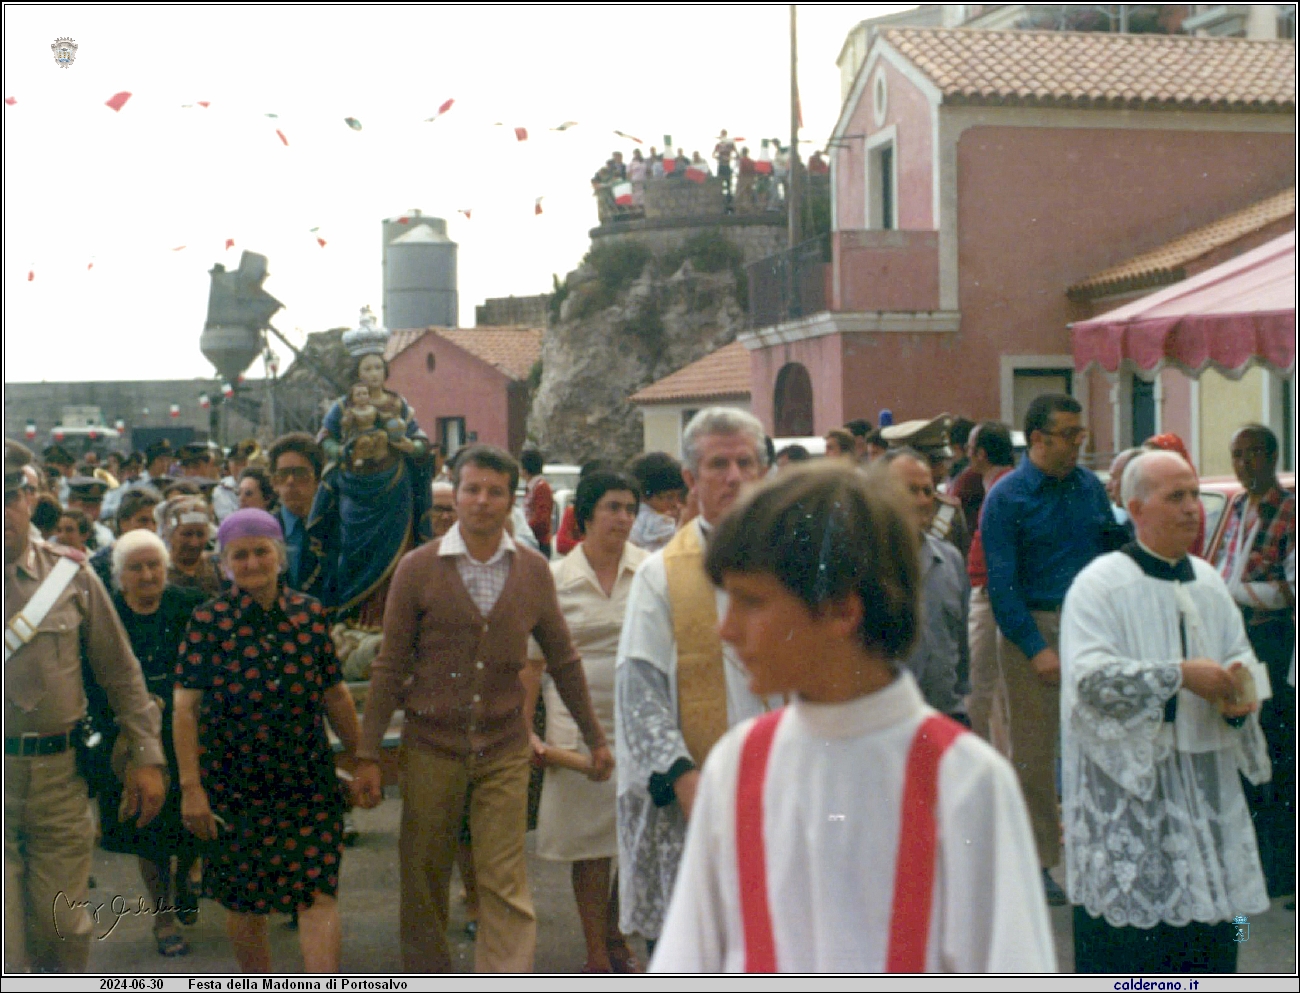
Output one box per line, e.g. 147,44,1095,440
384,326,542,455
742,26,1295,460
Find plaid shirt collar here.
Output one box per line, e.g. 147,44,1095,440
437,521,515,565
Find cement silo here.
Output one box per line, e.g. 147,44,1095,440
382,212,458,330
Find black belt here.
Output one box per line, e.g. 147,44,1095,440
1025,599,1063,613
4,731,75,757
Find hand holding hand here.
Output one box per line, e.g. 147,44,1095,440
122,765,166,828
350,760,384,809
587,745,615,783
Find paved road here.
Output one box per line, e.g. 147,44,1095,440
83,798,1296,975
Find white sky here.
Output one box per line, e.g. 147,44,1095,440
3,4,912,384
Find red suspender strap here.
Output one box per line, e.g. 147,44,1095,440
886,713,968,973
735,707,786,973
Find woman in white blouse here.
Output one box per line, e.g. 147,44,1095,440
525,470,647,972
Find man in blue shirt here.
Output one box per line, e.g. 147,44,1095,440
268,432,322,590
981,393,1111,906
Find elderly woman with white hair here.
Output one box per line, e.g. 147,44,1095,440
159,494,224,596
174,508,362,972
99,529,210,957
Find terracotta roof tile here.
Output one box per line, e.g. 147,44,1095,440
387,326,543,381
1069,187,1296,297
879,27,1295,111
630,341,752,405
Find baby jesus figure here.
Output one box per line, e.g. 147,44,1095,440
341,383,389,467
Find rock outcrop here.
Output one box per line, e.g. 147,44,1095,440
527,235,753,466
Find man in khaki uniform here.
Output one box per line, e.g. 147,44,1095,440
881,414,971,558
4,441,166,973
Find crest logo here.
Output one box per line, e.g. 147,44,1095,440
51,37,78,69
1232,914,1250,943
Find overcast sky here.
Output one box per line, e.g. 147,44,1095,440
3,4,912,384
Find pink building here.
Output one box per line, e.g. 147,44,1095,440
384,326,542,455
742,26,1295,461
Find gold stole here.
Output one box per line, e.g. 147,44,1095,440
663,521,729,767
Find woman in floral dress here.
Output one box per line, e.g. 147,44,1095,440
174,508,362,972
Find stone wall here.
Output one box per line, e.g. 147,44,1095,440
475,293,550,328
591,216,786,269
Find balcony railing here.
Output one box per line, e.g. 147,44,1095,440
747,234,831,329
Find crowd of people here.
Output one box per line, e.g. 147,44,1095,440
4,394,1293,974
592,130,829,222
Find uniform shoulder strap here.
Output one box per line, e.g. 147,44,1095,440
4,555,81,663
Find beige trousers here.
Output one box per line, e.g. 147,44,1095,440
398,744,535,973
966,586,1010,756
4,750,94,973
996,609,1061,870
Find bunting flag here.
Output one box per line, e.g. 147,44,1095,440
26,269,34,281
105,91,132,112
265,112,279,118
4,97,15,106
275,129,289,146
614,130,643,144
169,404,180,419
458,208,472,219
199,393,210,410
171,245,186,252
534,197,544,215
114,419,126,432
514,127,528,141
225,238,235,250
344,117,362,131
222,381,234,398
87,260,94,270
317,237,327,247
198,101,210,108
24,421,36,440
424,97,455,122
551,121,579,131
52,429,65,442
613,181,633,207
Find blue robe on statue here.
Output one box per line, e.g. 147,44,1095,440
303,393,433,618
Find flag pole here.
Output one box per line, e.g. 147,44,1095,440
788,3,803,249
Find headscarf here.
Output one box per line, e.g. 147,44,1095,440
216,507,283,551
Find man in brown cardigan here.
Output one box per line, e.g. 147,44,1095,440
353,445,612,972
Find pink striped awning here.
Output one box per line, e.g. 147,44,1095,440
1071,231,1295,381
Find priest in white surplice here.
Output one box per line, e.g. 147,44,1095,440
614,408,777,949
1060,451,1272,974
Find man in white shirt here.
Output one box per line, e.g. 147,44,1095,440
614,407,774,951
1060,450,1271,973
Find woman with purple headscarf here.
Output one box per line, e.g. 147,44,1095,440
173,509,362,972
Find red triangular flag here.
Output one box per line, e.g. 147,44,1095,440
316,237,327,247
87,261,94,270
276,129,289,146
4,97,15,106
225,238,235,250
458,209,472,220
27,269,34,281
197,100,210,108
105,91,132,112
172,245,186,252
515,127,528,141
438,97,454,115
534,198,544,216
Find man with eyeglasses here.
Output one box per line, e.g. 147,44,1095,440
980,393,1112,908
268,433,323,591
